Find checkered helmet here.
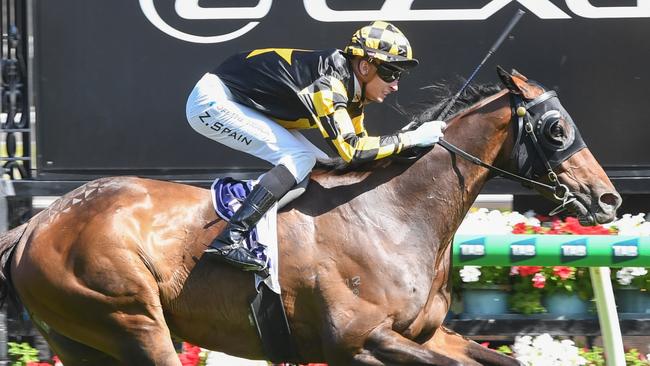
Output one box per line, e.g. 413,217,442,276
344,21,418,69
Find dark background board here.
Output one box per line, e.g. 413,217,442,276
33,0,650,185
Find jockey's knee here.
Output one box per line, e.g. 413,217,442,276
283,152,316,183
303,153,317,173
186,114,203,134
186,109,216,139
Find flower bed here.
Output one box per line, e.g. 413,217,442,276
455,210,650,315
497,333,650,365
9,342,207,366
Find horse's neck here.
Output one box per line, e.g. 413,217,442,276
388,91,512,253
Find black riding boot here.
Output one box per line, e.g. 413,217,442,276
205,184,277,271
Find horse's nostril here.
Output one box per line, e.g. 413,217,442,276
599,192,621,210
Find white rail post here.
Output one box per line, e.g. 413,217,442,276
589,267,625,366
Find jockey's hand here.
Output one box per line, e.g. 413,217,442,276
402,120,446,148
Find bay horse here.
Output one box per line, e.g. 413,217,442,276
0,68,620,365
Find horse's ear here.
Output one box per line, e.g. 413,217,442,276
496,65,539,99
511,68,528,81
497,66,519,92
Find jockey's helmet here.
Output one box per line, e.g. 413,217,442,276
344,21,418,69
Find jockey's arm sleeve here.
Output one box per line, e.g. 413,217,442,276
325,109,409,163
301,76,409,163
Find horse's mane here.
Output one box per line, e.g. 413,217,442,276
316,82,504,173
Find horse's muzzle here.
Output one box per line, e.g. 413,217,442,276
571,191,621,226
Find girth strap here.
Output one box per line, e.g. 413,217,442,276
249,284,299,363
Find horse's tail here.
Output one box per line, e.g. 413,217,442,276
0,223,28,306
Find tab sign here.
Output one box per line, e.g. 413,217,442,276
560,238,587,263
612,238,639,263
561,245,587,257
511,245,536,257
612,245,638,257
510,238,537,262
458,237,486,262
460,245,485,256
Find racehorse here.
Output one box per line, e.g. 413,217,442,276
0,68,621,365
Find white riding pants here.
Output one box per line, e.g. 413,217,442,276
186,73,327,183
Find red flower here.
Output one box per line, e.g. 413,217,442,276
512,216,617,236
553,266,574,280
480,342,490,348
178,342,202,366
512,222,528,234
179,353,199,366
532,273,546,288
517,266,543,277
52,356,63,366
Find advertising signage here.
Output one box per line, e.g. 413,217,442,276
33,0,650,191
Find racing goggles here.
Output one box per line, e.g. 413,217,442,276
374,62,404,83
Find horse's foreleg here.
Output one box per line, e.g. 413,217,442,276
422,326,521,366
31,321,120,366
108,305,182,366
348,326,472,366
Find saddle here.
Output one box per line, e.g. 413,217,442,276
211,177,307,290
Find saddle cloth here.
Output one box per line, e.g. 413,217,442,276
210,177,280,294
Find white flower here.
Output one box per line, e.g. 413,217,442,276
461,209,650,237
616,267,648,286
617,273,633,286
523,210,537,218
512,334,586,365
206,351,268,365
605,213,650,236
460,266,481,283
457,209,539,235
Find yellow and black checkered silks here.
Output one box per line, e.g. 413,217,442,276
215,48,409,164
344,21,418,67
298,75,405,162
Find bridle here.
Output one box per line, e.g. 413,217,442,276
435,89,586,215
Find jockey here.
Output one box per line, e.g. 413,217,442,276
186,21,446,272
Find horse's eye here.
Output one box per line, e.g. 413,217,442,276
538,110,575,151
549,121,564,140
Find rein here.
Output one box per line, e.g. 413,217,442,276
437,140,556,193
437,90,576,214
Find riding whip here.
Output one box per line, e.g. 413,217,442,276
399,9,525,160
431,9,526,177
437,9,525,121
